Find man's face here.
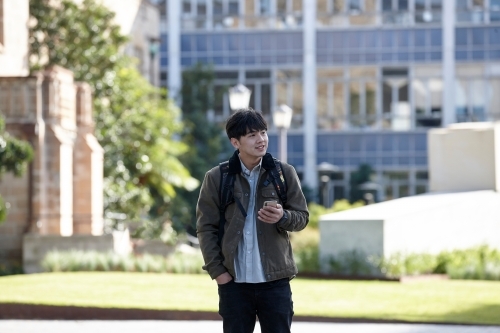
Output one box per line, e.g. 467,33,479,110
231,129,268,160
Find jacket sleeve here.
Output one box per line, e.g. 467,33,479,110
276,164,309,232
196,170,228,280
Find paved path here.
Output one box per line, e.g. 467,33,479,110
1,320,500,333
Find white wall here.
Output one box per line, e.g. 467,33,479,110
319,191,500,267
429,122,500,192
0,0,29,77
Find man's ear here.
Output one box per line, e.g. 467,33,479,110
230,138,240,149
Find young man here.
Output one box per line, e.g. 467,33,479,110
196,108,309,333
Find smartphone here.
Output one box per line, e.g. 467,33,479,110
263,200,277,207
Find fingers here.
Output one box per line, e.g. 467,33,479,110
258,204,283,224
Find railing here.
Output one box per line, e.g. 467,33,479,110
161,8,500,32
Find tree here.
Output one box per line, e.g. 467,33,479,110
167,63,232,234
0,116,34,223
29,0,197,232
29,0,127,100
349,163,374,203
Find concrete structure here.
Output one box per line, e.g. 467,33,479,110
73,0,161,86
319,122,500,270
0,0,106,272
429,122,500,193
158,0,500,201
319,190,500,266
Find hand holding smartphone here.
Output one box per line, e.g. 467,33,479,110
263,200,277,208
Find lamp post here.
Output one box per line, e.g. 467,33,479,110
359,181,381,204
148,37,161,86
228,84,252,111
273,104,293,163
317,162,340,207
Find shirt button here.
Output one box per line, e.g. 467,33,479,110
237,231,241,234
246,231,250,234
247,251,251,254
245,193,249,196
271,192,275,195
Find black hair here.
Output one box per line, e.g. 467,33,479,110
225,108,268,140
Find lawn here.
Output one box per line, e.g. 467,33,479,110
1,272,499,325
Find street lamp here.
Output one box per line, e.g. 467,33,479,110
148,37,161,86
273,104,293,163
317,162,340,207
228,84,252,111
359,181,381,204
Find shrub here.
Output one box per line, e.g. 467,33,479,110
326,250,381,277
41,249,205,274
372,245,500,280
0,262,23,276
291,228,320,273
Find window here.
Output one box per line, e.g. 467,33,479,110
457,0,485,22
260,0,272,14
348,0,361,12
382,0,408,11
382,68,410,130
415,0,442,23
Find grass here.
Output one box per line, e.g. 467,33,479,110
0,272,499,325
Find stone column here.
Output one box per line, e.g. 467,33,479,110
168,0,181,103
442,0,456,126
73,82,104,235
0,74,46,264
41,66,77,236
303,0,318,191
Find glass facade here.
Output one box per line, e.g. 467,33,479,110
160,0,500,203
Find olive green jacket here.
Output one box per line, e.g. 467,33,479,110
196,151,309,281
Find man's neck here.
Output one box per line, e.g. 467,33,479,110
240,155,262,171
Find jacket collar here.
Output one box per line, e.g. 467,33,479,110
228,150,275,174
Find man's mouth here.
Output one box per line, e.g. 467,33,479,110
256,145,265,150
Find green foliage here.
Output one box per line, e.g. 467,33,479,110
29,0,127,100
0,262,24,276
349,163,374,203
327,250,381,276
41,250,205,274
96,64,198,226
350,245,500,280
0,116,34,223
435,246,500,280
308,199,364,229
168,63,232,233
375,252,438,278
29,0,198,231
291,228,320,273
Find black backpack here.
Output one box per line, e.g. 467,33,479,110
218,153,287,246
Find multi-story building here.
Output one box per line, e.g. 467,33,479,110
157,0,500,204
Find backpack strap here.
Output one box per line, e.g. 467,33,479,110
262,158,288,206
218,160,247,247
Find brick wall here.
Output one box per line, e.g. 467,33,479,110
0,67,104,269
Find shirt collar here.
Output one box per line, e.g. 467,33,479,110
238,154,262,177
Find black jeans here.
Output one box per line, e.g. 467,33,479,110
218,278,294,333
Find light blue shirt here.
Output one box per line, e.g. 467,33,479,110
234,156,266,283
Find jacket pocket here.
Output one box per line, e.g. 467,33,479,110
261,188,279,200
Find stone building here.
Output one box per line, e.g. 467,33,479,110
0,0,106,272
